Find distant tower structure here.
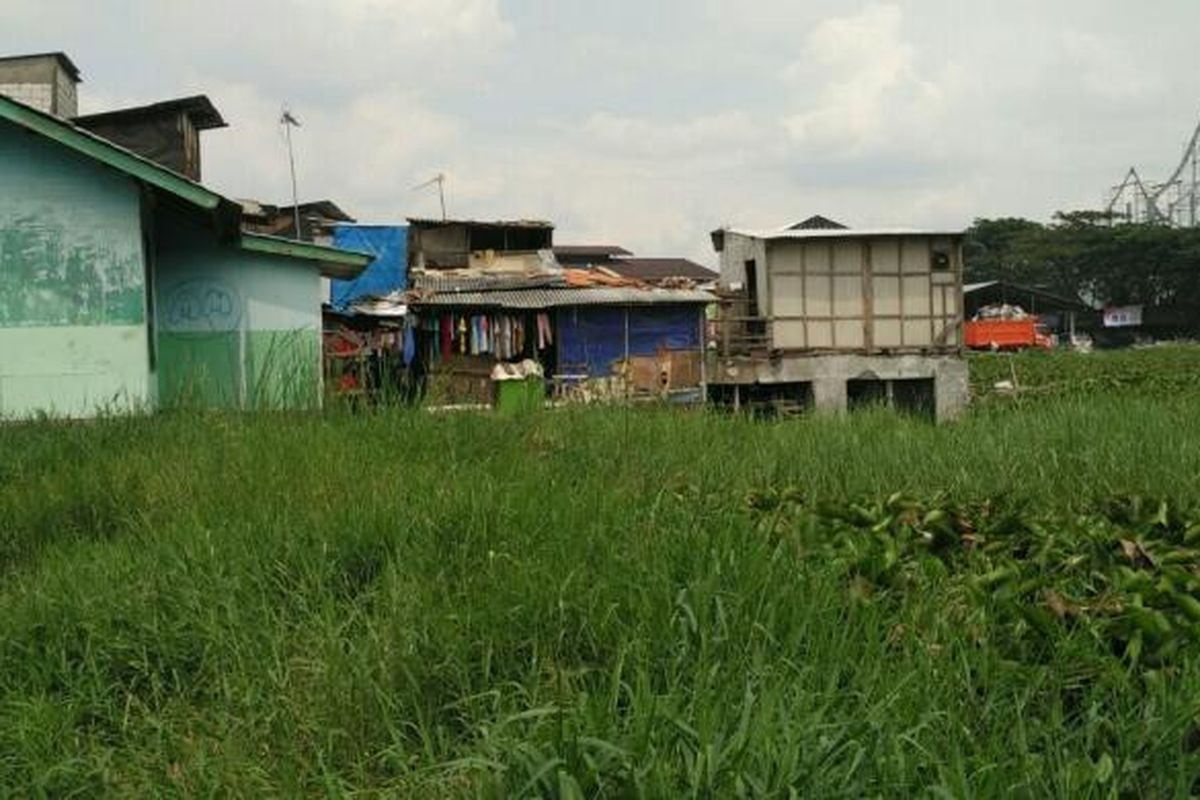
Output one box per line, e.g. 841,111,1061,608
0,52,80,118
1106,114,1200,227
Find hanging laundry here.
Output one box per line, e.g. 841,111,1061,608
536,313,553,350
458,316,468,354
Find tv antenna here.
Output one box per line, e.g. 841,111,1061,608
280,105,302,238
412,172,447,220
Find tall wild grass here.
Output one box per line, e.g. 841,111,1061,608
1,393,1199,796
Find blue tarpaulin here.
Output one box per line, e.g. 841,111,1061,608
557,305,702,376
330,225,407,310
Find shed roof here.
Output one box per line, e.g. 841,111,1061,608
725,226,963,241
607,257,717,282
553,244,633,258
964,280,1094,312
410,286,714,310
73,95,227,130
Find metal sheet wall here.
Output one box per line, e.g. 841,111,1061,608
556,305,702,377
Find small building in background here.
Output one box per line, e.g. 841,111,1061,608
74,95,227,181
0,73,370,419
404,219,713,405
408,217,555,272
0,52,80,118
241,199,356,242
709,217,967,420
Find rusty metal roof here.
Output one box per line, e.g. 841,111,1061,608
410,287,714,310
411,272,565,292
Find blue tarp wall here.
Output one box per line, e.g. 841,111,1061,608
330,225,408,310
557,305,702,376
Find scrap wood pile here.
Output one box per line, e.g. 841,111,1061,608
745,488,1200,668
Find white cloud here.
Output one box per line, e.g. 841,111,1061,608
780,4,960,159
5,0,1200,257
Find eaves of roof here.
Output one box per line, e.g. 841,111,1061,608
240,233,373,279
410,287,715,310
0,93,372,278
0,92,226,213
726,227,964,240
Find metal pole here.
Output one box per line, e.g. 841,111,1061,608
282,111,302,239
282,122,298,239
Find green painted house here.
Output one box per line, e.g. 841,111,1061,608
0,93,371,418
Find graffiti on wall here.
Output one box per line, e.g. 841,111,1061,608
163,279,242,333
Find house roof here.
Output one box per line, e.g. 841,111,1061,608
724,226,963,241
964,280,1094,312
553,244,633,259
407,217,554,229
607,257,717,282
0,92,371,279
73,95,227,130
278,200,355,222
0,52,81,81
0,91,227,212
409,286,714,310
788,215,848,230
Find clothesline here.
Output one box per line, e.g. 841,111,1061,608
415,311,554,362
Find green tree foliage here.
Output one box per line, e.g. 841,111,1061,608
965,215,1200,328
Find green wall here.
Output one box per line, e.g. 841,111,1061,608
0,121,151,418
154,208,322,410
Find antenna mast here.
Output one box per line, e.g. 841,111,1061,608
412,173,447,220
280,106,302,239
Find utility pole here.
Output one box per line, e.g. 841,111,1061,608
281,106,302,239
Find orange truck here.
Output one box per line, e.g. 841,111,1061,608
964,318,1055,351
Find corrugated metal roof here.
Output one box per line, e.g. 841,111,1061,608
411,272,565,292
411,287,715,309
725,227,963,240
406,217,553,229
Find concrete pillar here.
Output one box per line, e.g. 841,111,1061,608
934,358,969,422
812,376,847,415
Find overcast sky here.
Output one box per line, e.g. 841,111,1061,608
5,0,1199,264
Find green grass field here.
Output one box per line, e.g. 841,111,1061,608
3,347,1200,797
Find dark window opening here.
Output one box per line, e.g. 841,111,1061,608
931,247,952,271
468,226,552,252
744,259,765,337
847,379,887,410
848,377,936,420
709,382,813,418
